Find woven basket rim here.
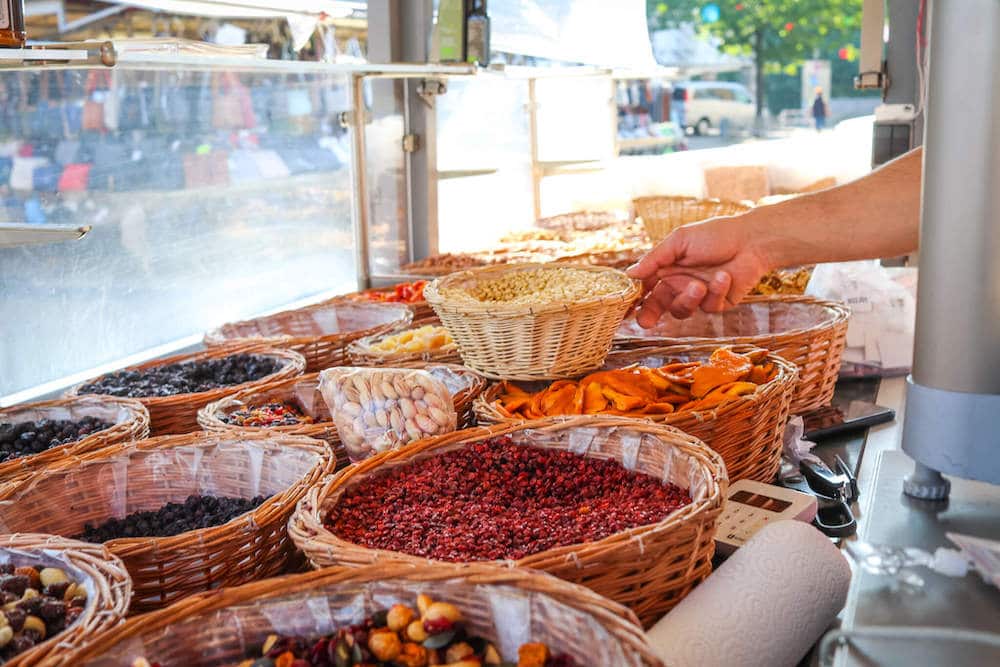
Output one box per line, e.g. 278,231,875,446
616,294,850,345
290,415,725,570
65,346,306,408
0,395,150,482
69,562,662,666
0,432,333,558
473,344,798,427
631,193,753,211
424,263,641,317
197,366,487,437
0,533,131,667
203,300,413,349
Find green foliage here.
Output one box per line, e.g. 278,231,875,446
648,0,871,111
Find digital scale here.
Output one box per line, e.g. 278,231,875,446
715,479,819,556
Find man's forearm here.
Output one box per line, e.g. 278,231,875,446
749,147,923,269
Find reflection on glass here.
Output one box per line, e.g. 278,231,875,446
0,65,357,399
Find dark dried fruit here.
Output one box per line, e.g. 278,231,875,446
422,629,456,649
78,354,283,399
0,417,113,463
73,494,269,542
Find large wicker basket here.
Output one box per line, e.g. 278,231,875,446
290,416,726,626
70,562,661,667
535,210,627,232
475,345,797,483
66,347,305,437
346,323,462,366
197,365,487,470
0,396,149,484
423,263,642,380
0,432,334,614
204,301,412,372
0,534,131,667
633,195,752,243
615,295,850,413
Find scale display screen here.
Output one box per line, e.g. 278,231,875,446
730,490,792,513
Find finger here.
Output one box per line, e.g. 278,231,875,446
627,237,682,281
670,281,708,320
701,271,733,313
635,280,678,329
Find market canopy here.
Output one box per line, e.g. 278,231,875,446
489,0,656,68
96,1,362,18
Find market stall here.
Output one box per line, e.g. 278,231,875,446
0,0,998,666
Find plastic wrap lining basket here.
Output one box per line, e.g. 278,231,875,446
475,345,797,483
632,195,752,243
423,263,641,380
66,346,305,437
0,432,334,614
0,396,149,485
0,533,131,667
204,301,413,372
289,415,726,627
70,562,662,666
615,295,850,412
197,365,487,471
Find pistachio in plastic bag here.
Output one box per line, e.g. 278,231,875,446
318,367,457,462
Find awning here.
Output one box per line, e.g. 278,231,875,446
106,1,362,19
490,0,656,69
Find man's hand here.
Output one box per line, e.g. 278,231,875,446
627,215,772,327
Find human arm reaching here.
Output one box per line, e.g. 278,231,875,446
627,147,923,326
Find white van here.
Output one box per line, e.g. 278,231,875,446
673,81,756,135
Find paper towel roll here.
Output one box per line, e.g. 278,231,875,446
646,520,851,667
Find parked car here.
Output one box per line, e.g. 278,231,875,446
673,81,756,135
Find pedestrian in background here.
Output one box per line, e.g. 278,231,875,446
812,87,828,132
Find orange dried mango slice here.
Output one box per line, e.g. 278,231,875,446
541,382,577,415
642,402,676,415
691,349,753,397
582,381,609,413
600,384,646,412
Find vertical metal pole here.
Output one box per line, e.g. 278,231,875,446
884,0,925,142
528,77,541,221
349,73,372,290
902,0,1000,496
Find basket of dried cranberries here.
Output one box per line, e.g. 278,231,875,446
67,346,306,437
289,415,726,627
68,562,662,666
0,533,131,666
198,366,487,471
0,396,149,485
0,432,334,614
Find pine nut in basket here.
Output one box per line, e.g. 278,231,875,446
424,264,641,380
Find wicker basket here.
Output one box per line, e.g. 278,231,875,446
0,396,149,484
0,534,131,667
535,210,627,232
66,347,305,437
204,301,413,372
197,365,487,470
423,263,642,380
632,195,752,243
346,324,463,366
615,295,850,413
290,415,726,626
70,562,661,667
0,432,334,614
475,345,797,483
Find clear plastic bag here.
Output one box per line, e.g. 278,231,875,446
318,368,458,462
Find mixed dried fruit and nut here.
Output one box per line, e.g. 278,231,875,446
74,494,270,542
492,347,778,419
0,417,114,462
133,593,575,667
365,326,454,356
751,267,814,296
0,563,88,661
438,267,629,307
222,402,314,428
327,437,691,561
78,355,284,398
